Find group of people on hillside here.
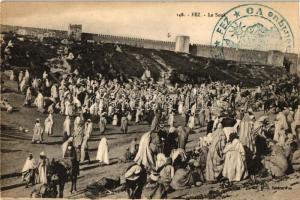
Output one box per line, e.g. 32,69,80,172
12,67,300,198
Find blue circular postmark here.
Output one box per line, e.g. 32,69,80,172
211,4,294,58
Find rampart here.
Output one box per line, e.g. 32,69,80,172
1,24,298,75
82,33,175,51
190,44,271,65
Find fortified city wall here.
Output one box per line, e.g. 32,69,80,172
1,24,299,76
82,33,175,51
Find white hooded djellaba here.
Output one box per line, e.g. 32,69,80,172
34,92,44,112
63,115,71,137
222,137,248,182
134,131,155,169
96,137,109,165
62,137,74,158
44,113,54,135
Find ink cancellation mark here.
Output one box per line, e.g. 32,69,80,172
210,4,294,59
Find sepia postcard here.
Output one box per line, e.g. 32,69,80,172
0,1,300,199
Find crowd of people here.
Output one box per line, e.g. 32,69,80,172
4,66,300,198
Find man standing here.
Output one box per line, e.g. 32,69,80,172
22,153,36,188
121,114,128,134
32,119,43,144
99,113,107,134
80,119,92,163
205,124,226,182
36,152,49,184
34,91,45,113
63,115,71,142
96,137,109,165
44,113,54,136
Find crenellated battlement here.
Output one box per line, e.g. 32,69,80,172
1,24,298,74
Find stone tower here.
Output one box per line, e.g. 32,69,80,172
68,24,82,41
175,35,190,53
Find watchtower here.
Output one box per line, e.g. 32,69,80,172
68,24,82,41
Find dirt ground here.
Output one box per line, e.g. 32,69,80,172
1,77,300,199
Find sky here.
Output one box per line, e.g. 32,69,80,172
1,2,299,53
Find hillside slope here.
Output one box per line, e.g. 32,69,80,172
1,33,288,86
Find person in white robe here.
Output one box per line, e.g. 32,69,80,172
60,99,65,115
10,70,15,81
74,116,81,133
135,108,142,123
141,72,147,81
45,78,50,88
51,84,59,100
134,131,155,170
24,87,32,106
178,101,184,114
20,77,28,93
223,126,235,142
205,107,211,123
274,111,288,144
44,113,54,136
18,71,24,84
34,92,45,113
84,119,93,138
112,114,118,126
73,97,81,112
96,137,109,165
63,115,71,142
205,124,227,182
108,104,114,116
222,132,248,182
145,68,151,79
21,153,36,187
64,99,71,116
36,152,49,184
127,112,133,121
188,114,195,129
25,70,30,79
62,137,74,158
32,119,43,143
239,113,256,154
80,120,92,163
90,102,99,116
47,102,54,114
42,71,48,79
168,111,175,127
32,78,39,89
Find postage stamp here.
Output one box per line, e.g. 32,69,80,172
211,4,295,58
